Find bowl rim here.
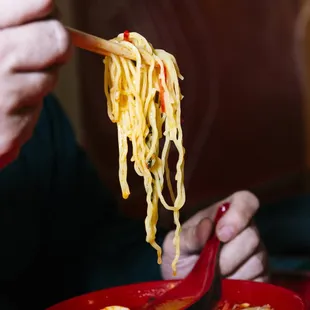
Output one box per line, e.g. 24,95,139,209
47,278,307,310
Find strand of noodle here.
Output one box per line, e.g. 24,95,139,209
104,58,114,120
172,210,181,273
141,66,148,104
110,55,122,121
117,122,130,199
104,57,118,122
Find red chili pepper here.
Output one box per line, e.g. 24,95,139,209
155,64,167,81
159,80,166,113
124,30,130,41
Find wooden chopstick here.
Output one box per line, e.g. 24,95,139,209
66,26,152,64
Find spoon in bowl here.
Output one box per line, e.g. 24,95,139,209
140,203,230,310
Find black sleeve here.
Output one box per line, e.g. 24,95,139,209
35,95,165,308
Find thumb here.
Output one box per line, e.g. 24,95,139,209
179,218,213,255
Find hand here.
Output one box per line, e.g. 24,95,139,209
0,0,71,168
161,191,268,281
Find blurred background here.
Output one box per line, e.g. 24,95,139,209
55,0,310,226
54,0,81,139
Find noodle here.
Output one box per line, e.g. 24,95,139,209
102,303,273,310
216,302,273,310
104,31,185,275
102,307,129,310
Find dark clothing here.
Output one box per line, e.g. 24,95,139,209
0,95,163,309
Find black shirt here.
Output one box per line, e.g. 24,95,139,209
0,95,162,309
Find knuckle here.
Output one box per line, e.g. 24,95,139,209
50,20,70,59
234,190,260,209
251,251,266,275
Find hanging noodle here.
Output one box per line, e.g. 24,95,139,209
103,31,185,275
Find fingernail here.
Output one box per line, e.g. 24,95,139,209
217,226,234,242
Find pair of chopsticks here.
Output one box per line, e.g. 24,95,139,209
66,27,152,64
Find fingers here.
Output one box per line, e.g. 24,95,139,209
0,0,54,28
0,100,42,155
14,71,58,104
164,218,213,255
0,1,69,164
0,67,58,156
220,225,260,276
162,218,212,279
226,247,268,281
216,191,259,242
175,190,259,253
0,20,71,72
1,70,58,113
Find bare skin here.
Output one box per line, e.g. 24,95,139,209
162,191,268,281
0,0,71,168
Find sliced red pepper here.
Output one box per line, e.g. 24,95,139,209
159,80,166,113
155,64,167,82
123,30,130,41
164,65,167,81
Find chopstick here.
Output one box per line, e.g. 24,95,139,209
66,27,152,64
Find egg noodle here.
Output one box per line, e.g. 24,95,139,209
103,31,185,275
215,302,273,310
102,303,273,310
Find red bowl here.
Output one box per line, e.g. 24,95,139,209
47,279,306,310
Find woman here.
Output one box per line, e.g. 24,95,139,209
0,1,266,309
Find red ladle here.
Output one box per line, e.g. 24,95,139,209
140,203,230,310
